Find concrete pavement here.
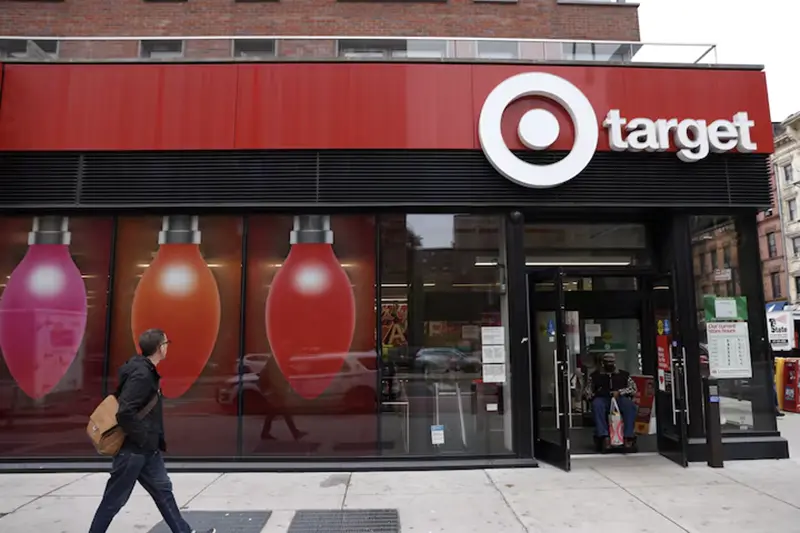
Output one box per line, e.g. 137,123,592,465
1,414,799,532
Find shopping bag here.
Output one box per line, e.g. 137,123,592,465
608,397,624,447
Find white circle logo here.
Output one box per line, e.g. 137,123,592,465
478,72,599,189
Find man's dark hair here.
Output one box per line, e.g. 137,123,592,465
139,329,166,357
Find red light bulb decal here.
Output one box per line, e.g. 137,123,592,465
266,215,355,399
0,216,88,399
131,216,221,398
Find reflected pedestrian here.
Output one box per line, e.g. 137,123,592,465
259,355,307,441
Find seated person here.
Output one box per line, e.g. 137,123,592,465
583,353,638,450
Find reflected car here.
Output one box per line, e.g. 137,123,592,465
233,353,270,375
412,347,481,379
216,352,379,415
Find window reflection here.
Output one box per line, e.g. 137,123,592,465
690,215,771,433
0,216,112,457
241,215,378,456
379,214,513,456
524,223,649,266
109,216,242,457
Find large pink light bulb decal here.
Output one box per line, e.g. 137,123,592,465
131,216,221,399
266,215,355,400
0,216,88,399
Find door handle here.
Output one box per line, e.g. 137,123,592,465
670,346,677,426
681,347,690,425
553,349,561,429
521,337,529,344
565,349,573,428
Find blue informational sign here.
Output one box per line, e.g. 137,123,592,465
547,320,556,336
709,395,720,403
663,319,671,335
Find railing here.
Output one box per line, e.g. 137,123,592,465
0,36,719,65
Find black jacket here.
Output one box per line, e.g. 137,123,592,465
584,369,637,399
115,355,166,453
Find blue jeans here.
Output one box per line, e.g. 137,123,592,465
592,396,637,439
89,450,192,533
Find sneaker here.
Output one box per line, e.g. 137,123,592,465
192,529,216,533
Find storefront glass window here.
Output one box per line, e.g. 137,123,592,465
379,214,513,456
108,216,243,456
690,215,773,433
241,215,378,457
0,216,112,456
524,223,650,266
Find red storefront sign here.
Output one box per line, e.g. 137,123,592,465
0,63,772,153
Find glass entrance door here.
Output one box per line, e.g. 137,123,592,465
528,268,571,470
649,276,689,466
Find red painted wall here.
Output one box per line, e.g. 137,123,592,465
0,63,772,154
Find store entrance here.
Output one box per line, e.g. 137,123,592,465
528,269,689,470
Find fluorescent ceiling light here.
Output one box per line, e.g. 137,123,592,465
476,258,632,267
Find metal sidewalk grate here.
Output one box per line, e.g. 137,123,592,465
288,509,400,533
148,510,272,533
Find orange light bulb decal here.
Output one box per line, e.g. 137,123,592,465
131,243,221,398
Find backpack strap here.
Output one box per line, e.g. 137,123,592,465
135,393,159,421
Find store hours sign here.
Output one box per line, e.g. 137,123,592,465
707,321,753,379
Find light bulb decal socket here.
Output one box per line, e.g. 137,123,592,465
28,216,71,245
159,215,201,245
0,215,87,399
290,215,333,244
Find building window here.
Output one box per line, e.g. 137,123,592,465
771,272,782,299
476,40,519,59
793,237,800,257
795,277,800,296
380,214,513,456
689,215,775,434
789,199,797,221
766,233,777,258
710,249,718,270
233,39,276,59
724,281,734,296
140,40,184,59
784,164,794,183
0,39,58,59
338,39,449,59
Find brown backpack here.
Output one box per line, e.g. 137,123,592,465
86,393,158,456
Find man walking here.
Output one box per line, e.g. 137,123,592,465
89,329,215,533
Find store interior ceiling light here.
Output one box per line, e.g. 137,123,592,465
474,258,632,267
525,261,632,266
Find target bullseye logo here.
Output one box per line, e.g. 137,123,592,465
479,72,599,189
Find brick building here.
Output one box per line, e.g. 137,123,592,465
0,0,787,469
0,0,640,61
758,143,788,305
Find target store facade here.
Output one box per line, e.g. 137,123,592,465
0,44,788,471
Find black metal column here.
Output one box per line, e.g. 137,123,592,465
100,217,119,397
375,214,384,455
505,211,532,458
735,212,777,432
235,217,250,458
670,214,705,438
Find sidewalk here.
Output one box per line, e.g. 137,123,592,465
1,415,800,532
